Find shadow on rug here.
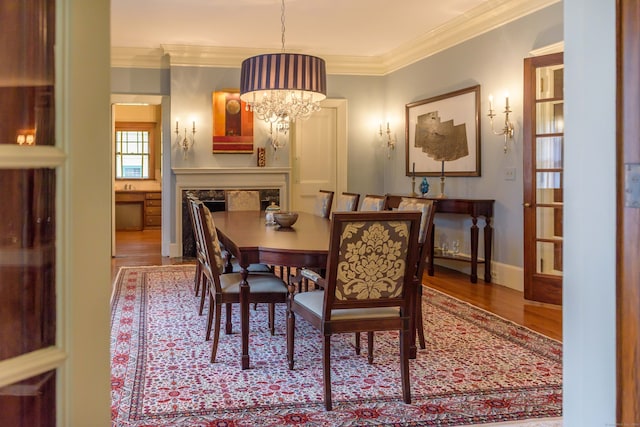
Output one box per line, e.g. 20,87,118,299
111,265,562,426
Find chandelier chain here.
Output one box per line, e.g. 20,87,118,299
281,0,286,53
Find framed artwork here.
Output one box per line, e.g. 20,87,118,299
212,90,254,153
405,84,481,177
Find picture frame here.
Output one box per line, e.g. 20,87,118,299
212,89,254,153
405,84,481,177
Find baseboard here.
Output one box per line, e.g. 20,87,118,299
434,256,523,292
169,243,181,258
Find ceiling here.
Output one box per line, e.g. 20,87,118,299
110,0,559,74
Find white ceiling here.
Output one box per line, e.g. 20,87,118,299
110,0,559,74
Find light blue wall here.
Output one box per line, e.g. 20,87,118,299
384,3,563,270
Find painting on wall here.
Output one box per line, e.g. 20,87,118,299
212,90,254,153
405,84,481,177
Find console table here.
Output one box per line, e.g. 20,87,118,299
386,195,494,283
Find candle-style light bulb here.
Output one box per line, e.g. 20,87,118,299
192,121,196,133
504,91,510,110
488,94,494,111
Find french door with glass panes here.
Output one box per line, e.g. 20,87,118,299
523,52,564,305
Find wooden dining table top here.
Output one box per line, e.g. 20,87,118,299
211,210,332,269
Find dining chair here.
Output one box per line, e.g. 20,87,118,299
225,190,261,211
313,189,334,218
359,194,387,211
286,211,422,410
397,197,436,350
333,192,360,212
354,196,436,358
193,199,289,363
188,195,271,315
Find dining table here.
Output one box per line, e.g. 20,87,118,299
212,209,423,369
211,210,332,370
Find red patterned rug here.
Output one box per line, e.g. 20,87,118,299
110,265,562,426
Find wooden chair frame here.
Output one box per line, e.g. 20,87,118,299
286,211,421,410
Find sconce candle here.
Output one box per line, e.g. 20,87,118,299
488,94,493,111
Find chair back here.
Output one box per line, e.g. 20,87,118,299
313,190,334,218
192,200,226,288
322,211,421,318
225,190,261,211
334,192,360,212
397,197,436,281
359,194,387,211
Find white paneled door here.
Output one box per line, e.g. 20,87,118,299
291,99,347,213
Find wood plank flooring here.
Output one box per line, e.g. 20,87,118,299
112,229,562,341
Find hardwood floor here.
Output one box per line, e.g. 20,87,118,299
112,229,562,341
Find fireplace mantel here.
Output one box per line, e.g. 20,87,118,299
170,167,291,257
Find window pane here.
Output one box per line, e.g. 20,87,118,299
536,136,563,169
0,1,55,146
115,130,150,179
0,169,56,360
0,371,56,427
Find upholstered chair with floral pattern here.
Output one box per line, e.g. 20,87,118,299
286,211,421,411
192,200,288,363
396,197,436,350
313,190,334,218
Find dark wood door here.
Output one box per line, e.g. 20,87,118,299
523,52,564,305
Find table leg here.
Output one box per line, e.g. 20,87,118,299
239,266,250,370
470,217,479,283
427,224,435,277
484,217,493,283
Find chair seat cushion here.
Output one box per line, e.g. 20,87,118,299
294,291,399,320
219,273,288,294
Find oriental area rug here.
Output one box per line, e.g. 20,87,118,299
110,265,563,427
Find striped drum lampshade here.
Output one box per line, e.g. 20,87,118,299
240,52,327,123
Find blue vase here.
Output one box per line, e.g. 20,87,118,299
420,177,430,196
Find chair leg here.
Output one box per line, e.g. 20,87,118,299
416,285,426,350
194,262,202,295
268,303,276,335
323,334,333,411
400,328,411,404
367,331,374,364
210,302,222,363
225,303,233,335
198,275,208,316
286,306,295,370
354,332,361,355
205,292,214,341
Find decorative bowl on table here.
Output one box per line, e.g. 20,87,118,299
273,212,299,228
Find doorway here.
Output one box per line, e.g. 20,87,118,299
290,99,348,212
110,95,164,259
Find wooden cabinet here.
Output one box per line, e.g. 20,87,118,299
115,191,161,230
145,192,162,228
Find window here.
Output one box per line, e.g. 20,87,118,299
115,122,155,180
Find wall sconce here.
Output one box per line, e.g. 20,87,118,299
175,121,196,159
16,131,36,146
487,93,515,153
379,122,396,158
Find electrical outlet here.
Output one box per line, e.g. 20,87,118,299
504,167,516,181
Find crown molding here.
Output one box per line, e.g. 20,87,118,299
112,0,561,75
529,41,565,56
111,47,168,69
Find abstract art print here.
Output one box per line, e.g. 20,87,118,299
406,85,481,177
212,89,254,153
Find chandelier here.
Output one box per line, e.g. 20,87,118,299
240,0,327,124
